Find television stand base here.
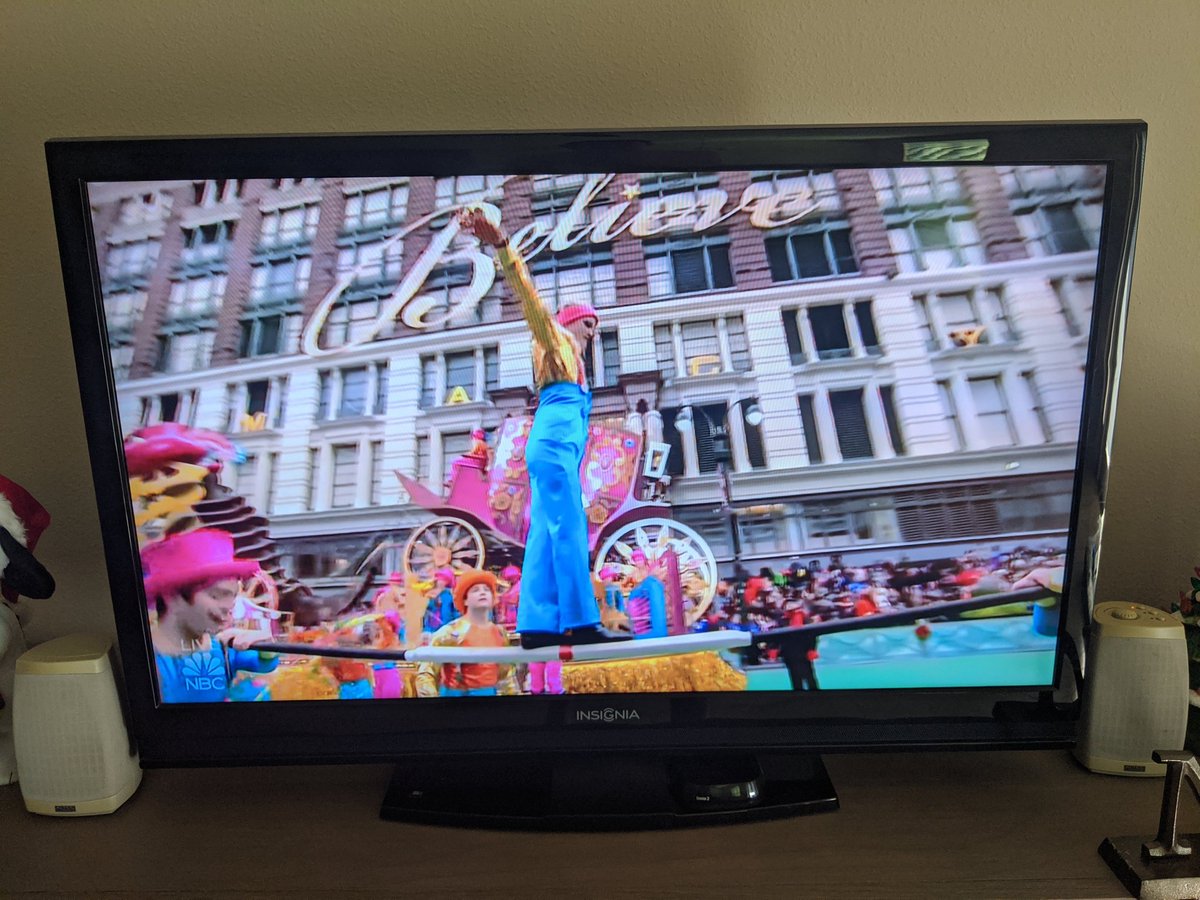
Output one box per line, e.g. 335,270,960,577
380,751,838,830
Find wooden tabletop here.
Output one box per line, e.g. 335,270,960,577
3,749,1193,898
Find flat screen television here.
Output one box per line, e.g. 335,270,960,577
46,122,1144,827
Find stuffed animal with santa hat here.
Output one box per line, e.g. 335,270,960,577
0,474,56,785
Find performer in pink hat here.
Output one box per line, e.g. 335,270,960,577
460,207,629,650
142,529,277,703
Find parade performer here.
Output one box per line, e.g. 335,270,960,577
415,569,520,697
460,208,629,650
142,529,278,703
429,568,456,633
497,564,521,631
625,550,669,640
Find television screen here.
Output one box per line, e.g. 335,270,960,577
81,159,1107,703
46,125,1145,787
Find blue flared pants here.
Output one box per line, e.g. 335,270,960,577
518,382,600,635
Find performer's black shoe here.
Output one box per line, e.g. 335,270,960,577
563,625,633,646
519,625,633,650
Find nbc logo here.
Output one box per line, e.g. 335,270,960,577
182,653,226,693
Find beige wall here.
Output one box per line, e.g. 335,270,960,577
1,0,1197,642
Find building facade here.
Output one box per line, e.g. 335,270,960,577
89,164,1104,582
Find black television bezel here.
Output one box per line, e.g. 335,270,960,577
46,122,1145,766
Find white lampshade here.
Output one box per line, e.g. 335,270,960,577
743,402,764,427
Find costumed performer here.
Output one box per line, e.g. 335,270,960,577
142,529,277,703
460,207,629,650
415,569,520,697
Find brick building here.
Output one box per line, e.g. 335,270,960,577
88,165,1105,584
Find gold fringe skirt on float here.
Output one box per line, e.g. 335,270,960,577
561,651,747,693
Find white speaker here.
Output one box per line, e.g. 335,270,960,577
12,633,141,815
1075,601,1189,776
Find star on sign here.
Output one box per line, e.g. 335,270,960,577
621,184,641,201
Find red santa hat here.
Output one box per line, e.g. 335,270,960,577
0,474,55,602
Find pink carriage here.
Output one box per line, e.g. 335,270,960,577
389,416,719,623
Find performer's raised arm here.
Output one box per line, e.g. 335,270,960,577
457,207,557,353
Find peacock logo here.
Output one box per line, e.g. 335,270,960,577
182,652,226,693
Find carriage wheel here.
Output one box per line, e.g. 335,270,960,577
594,518,718,624
403,516,486,582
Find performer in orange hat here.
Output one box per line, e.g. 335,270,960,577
415,569,520,697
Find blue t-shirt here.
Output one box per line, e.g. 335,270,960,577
154,641,278,703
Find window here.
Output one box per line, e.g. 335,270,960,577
691,403,733,473
1002,165,1105,257
893,484,1011,543
442,432,473,485
765,228,857,281
250,257,311,305
232,453,258,503
969,376,1016,448
797,394,823,464
888,216,985,273
193,180,242,207
118,192,169,225
343,184,409,232
829,389,873,460
109,345,134,381
871,167,964,208
584,330,621,389
265,452,279,514
726,315,752,373
104,239,159,284
808,305,852,360
318,366,385,420
375,363,389,416
654,325,676,379
937,380,964,450
321,296,381,348
751,169,842,213
435,175,506,211
167,275,226,320
339,367,369,418
529,246,617,310
638,171,720,197
159,393,180,423
239,313,294,358
854,302,881,356
935,287,1014,348
331,444,358,508
801,499,901,548
418,347,498,407
181,221,236,265
260,204,320,249
416,435,430,483
738,513,786,556
370,441,385,505
1022,371,1051,443
414,264,492,328
1051,275,1095,337
155,332,215,374
912,296,938,350
272,178,316,190
337,239,404,290
645,235,733,296
681,320,721,374
879,385,906,455
307,448,319,510
103,291,148,334
781,309,806,365
246,380,269,416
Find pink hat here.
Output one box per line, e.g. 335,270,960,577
433,567,456,585
501,565,521,580
142,529,260,601
599,565,618,580
556,304,599,327
387,571,404,585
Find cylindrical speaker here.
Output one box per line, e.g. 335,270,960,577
1075,601,1189,776
12,633,141,815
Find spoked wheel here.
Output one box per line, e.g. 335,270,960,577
403,516,486,582
594,517,718,624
